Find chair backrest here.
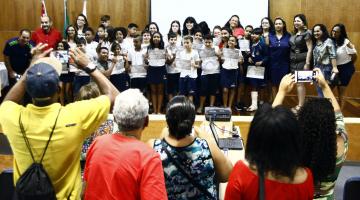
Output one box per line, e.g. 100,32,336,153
343,176,360,200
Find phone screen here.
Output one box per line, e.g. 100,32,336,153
52,50,70,64
295,70,315,83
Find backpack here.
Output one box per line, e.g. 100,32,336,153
15,109,61,200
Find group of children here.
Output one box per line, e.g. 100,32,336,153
53,15,281,114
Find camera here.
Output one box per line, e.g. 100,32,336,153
294,70,317,83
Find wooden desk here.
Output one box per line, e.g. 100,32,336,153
201,121,244,200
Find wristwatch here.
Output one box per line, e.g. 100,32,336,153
83,63,97,74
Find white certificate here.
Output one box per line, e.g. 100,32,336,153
176,59,192,70
239,39,250,52
223,48,240,60
148,49,166,66
199,48,216,59
246,65,265,79
111,59,125,75
131,65,146,74
192,42,203,50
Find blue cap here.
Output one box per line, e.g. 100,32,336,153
26,57,62,99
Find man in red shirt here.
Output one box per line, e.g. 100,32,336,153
31,16,62,49
83,89,168,200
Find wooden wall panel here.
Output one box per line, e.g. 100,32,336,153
0,0,150,61
0,0,150,31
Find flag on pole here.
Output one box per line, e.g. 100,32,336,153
41,0,47,17
63,0,70,36
82,0,87,17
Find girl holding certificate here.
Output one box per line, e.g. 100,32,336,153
109,43,130,92
146,32,167,114
220,35,243,109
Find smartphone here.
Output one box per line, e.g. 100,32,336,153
51,50,70,64
50,50,70,73
294,70,316,83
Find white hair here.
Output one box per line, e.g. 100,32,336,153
113,89,149,131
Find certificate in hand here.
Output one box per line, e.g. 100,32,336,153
239,39,250,52
199,48,216,59
111,58,125,75
246,65,265,79
223,48,240,59
148,49,166,66
131,65,146,74
176,59,192,70
148,49,165,60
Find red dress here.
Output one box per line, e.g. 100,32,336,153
225,161,314,200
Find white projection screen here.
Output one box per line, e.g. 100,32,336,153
150,0,269,35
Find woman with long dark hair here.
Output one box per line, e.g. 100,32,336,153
224,15,245,39
289,14,313,113
268,17,291,100
148,96,233,199
273,70,349,199
225,103,313,200
311,24,338,96
331,23,357,108
75,14,89,39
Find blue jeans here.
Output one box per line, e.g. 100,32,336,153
314,65,332,97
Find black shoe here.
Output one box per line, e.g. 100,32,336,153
149,104,154,114
235,103,245,111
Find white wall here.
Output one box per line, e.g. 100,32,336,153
151,0,269,34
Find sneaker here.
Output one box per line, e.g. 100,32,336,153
246,105,258,112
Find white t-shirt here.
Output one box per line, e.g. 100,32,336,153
86,41,99,62
166,45,181,74
177,49,200,78
128,48,147,78
336,38,357,65
221,48,243,70
123,37,135,50
200,46,220,75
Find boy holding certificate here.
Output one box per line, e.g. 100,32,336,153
128,35,148,95
197,34,221,114
177,36,200,102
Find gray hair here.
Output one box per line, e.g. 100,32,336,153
113,89,149,132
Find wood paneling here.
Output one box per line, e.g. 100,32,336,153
0,0,150,61
0,0,150,31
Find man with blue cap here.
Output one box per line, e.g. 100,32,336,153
0,43,119,199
